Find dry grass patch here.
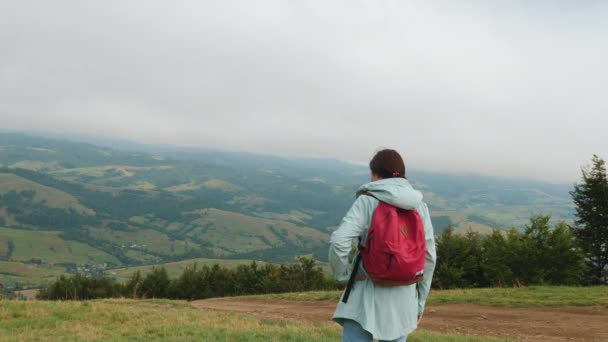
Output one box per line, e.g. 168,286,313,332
164,182,202,192
128,181,156,190
9,160,61,171
0,299,341,341
202,179,241,192
255,211,313,224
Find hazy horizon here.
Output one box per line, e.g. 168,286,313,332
0,128,580,187
2,1,607,182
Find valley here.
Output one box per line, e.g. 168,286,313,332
0,132,574,288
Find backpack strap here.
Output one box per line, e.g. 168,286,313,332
342,253,362,304
358,192,380,250
361,191,379,201
342,192,377,303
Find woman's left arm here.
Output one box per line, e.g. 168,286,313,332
417,202,437,318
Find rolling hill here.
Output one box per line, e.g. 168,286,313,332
0,132,575,287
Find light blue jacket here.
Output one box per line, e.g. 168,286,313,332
329,178,437,340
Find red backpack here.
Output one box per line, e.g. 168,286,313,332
342,194,426,303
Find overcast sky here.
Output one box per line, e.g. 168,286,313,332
1,1,606,182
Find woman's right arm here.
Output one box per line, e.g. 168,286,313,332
328,196,373,283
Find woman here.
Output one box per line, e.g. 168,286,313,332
329,149,436,342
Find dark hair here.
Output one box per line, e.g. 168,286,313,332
369,149,406,179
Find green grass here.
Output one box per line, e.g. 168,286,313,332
0,227,119,265
408,332,508,342
0,299,505,341
248,286,608,307
427,286,608,307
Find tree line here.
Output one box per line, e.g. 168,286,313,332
433,215,585,288
37,257,340,300
435,155,608,287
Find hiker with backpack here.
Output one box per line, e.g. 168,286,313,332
329,149,437,342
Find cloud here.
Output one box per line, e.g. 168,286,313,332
1,1,607,182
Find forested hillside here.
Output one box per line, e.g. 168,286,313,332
0,132,574,287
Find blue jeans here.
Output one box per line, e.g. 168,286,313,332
342,319,407,342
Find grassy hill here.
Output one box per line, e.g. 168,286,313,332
0,132,575,287
0,173,94,215
186,208,327,254
0,227,117,265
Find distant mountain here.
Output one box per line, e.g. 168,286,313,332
0,132,574,287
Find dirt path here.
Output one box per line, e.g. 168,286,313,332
192,298,608,341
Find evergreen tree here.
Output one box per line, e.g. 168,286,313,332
140,267,170,298
297,256,326,291
520,215,553,284
169,263,203,300
433,227,483,289
546,221,585,285
570,155,608,284
481,230,514,286
124,270,143,298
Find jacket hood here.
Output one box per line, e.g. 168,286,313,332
356,178,423,210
